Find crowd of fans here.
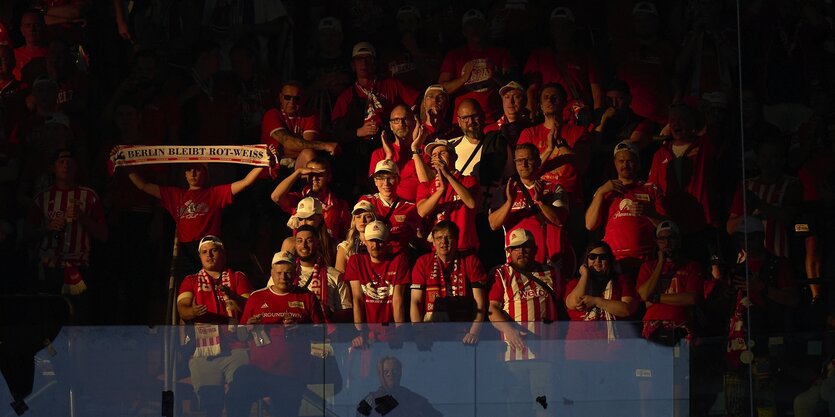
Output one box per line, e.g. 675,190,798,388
1,0,835,416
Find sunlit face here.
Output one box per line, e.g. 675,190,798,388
305,161,329,193
294,230,318,261
586,247,612,274
270,262,295,293
389,106,413,139
614,151,638,180
457,103,483,139
540,86,564,117
353,210,375,232
367,239,388,259
502,89,525,118
510,243,535,269
431,146,455,167
199,243,226,272
374,173,399,198
298,213,323,228
432,228,457,258
514,148,540,180
279,85,302,116
184,165,207,188
423,90,448,115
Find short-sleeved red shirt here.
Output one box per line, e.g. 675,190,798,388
600,181,665,260
345,253,411,323
159,185,233,243
358,194,421,255
261,108,320,158
494,180,569,264
331,78,419,126
517,123,588,195
177,269,253,351
637,259,704,324
411,253,487,316
416,171,480,251
440,46,515,124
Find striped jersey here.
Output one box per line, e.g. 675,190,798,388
32,185,105,267
730,175,800,257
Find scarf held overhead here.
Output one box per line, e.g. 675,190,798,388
108,144,278,175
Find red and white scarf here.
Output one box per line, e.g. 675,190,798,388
192,269,232,358
296,257,330,309
581,279,617,342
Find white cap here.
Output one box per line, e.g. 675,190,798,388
373,159,400,176
499,81,524,96
198,235,224,250
632,1,659,16
318,17,342,32
655,220,680,237
424,139,454,156
507,228,535,249
613,141,640,158
735,216,765,234
352,42,376,58
272,250,295,264
550,7,575,22
352,200,375,215
295,197,323,219
364,220,389,241
424,84,446,96
462,9,486,26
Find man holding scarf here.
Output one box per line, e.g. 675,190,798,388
292,224,352,321
176,235,252,417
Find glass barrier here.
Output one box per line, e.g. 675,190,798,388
0,321,696,417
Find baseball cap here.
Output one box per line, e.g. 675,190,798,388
424,139,454,156
296,197,323,219
462,9,486,26
424,84,446,96
352,42,376,58
318,17,342,32
499,81,524,96
613,141,640,158
550,7,575,22
44,112,71,129
397,5,421,20
50,148,75,164
373,159,400,176
507,228,535,250
655,220,680,237
271,250,295,265
198,235,224,250
632,1,659,16
734,216,765,234
352,200,375,215
365,220,389,241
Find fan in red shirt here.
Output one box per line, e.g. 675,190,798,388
484,81,532,147
410,221,488,344
489,144,574,277
176,236,252,417
636,221,704,342
13,10,48,82
345,221,410,347
358,160,422,256
271,156,351,241
261,81,339,170
226,250,325,417
415,140,479,252
586,141,665,277
367,104,423,201
418,84,460,140
438,9,516,124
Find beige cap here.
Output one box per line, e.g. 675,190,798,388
499,81,524,96
365,220,389,241
352,42,376,58
613,141,640,158
424,139,455,156
655,220,680,237
507,228,535,249
352,200,375,215
271,250,295,265
295,197,323,219
373,159,400,176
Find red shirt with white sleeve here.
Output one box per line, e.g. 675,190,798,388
416,171,481,251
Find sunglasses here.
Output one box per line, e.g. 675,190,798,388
282,95,301,102
587,253,610,261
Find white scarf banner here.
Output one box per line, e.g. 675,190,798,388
108,144,277,175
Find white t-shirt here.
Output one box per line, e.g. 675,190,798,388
453,136,482,176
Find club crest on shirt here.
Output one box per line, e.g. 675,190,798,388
635,193,650,202
395,215,405,222
618,198,634,212
289,301,305,309
178,200,210,219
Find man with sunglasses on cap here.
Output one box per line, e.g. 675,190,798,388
586,140,665,278
226,250,325,417
261,81,340,170
345,221,410,348
359,160,421,256
271,155,351,240
177,235,253,417
488,228,561,417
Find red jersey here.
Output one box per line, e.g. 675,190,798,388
648,137,716,233
416,171,480,251
368,142,420,202
331,78,419,126
600,181,665,260
493,180,569,265
440,46,515,123
729,176,799,258
489,263,561,361
523,48,597,105
411,253,487,319
517,123,588,195
358,194,421,255
240,287,325,376
637,259,704,324
280,188,351,240
261,108,320,158
32,185,106,267
13,46,48,81
159,185,233,243
177,269,253,351
345,253,411,324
